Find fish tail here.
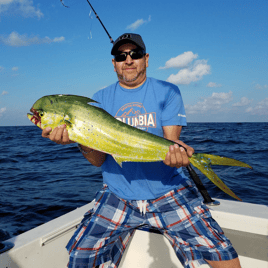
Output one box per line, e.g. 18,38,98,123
197,153,253,169
190,154,244,201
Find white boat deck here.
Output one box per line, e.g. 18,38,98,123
0,199,267,268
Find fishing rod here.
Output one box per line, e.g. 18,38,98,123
60,0,219,206
186,165,219,205
60,0,114,43
85,0,114,43
172,141,219,205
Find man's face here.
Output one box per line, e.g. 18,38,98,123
112,43,149,89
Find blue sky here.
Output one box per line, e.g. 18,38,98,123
0,0,267,126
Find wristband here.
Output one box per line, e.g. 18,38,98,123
78,144,94,155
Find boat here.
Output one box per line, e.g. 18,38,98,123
0,198,267,268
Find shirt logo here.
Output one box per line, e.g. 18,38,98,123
115,102,156,131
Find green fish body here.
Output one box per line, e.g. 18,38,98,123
27,94,252,201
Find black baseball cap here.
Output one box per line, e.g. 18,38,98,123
111,33,146,55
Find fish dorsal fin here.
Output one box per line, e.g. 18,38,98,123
55,94,99,106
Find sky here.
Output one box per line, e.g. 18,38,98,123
0,0,267,126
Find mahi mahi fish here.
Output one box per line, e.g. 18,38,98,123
27,94,252,201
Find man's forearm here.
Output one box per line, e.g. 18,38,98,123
78,144,106,167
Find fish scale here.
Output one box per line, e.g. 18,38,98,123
27,94,252,201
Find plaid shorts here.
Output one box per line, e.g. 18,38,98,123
66,180,238,268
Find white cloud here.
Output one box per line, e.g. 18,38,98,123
53,36,65,42
0,31,65,47
254,83,268,90
246,98,268,115
0,0,43,18
127,19,145,30
0,107,7,117
232,97,252,107
1,91,8,95
207,82,222,88
12,66,18,71
159,51,198,69
126,15,151,31
0,0,13,4
166,59,211,85
185,91,233,114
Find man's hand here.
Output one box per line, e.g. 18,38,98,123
41,124,74,145
163,140,194,168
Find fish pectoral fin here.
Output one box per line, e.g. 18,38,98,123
190,156,242,201
112,155,124,168
63,119,72,127
63,114,73,127
196,153,252,169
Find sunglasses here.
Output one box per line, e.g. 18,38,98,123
114,49,146,62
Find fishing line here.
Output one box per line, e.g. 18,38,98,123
88,10,93,40
60,0,114,43
60,0,69,8
85,0,114,43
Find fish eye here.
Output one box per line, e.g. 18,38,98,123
39,111,44,117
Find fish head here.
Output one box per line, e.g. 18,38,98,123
27,95,67,129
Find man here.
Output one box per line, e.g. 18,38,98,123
42,33,241,268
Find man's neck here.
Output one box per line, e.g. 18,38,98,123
119,77,147,90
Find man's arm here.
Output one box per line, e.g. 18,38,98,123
162,125,194,168
42,125,106,167
78,144,106,167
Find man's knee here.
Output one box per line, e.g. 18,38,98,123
205,257,241,268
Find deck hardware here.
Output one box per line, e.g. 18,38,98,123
41,223,79,246
205,200,221,206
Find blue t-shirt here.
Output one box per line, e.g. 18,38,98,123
92,77,188,200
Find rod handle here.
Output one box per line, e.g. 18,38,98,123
186,165,216,204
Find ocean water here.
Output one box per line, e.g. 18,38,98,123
1,123,268,242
